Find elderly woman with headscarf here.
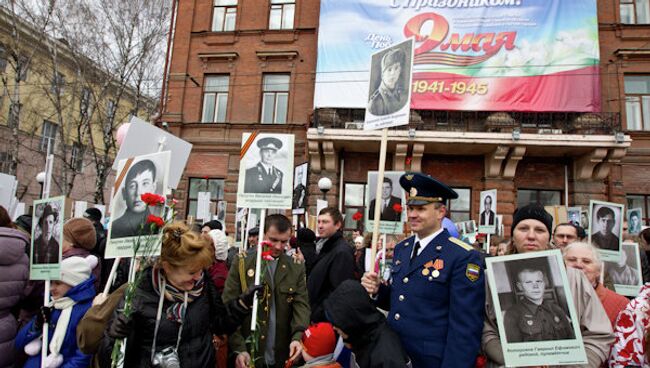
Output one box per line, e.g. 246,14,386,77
562,241,629,327
206,229,229,293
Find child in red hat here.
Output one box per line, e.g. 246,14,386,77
296,322,341,368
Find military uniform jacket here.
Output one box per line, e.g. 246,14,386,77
222,253,310,367
503,298,574,343
591,232,620,251
376,229,485,368
244,163,283,194
368,84,407,116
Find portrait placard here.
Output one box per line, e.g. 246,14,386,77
196,191,211,222
567,207,582,227
479,189,497,234
0,172,17,210
627,208,643,235
292,162,309,215
604,242,643,297
237,132,294,209
485,250,587,367
365,171,405,234
588,200,624,262
30,196,65,280
217,201,227,223
364,38,414,130
105,151,171,259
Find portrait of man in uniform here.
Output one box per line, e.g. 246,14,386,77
605,242,641,286
627,208,642,235
111,159,158,238
590,202,622,252
503,266,575,343
368,177,402,222
244,137,285,194
367,41,412,117
32,202,62,264
292,162,308,211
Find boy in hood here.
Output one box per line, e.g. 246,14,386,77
15,256,97,368
323,280,410,368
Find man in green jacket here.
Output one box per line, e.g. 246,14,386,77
223,214,310,368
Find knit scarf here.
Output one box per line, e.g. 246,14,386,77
151,266,204,322
42,296,76,368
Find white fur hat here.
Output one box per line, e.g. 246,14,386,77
208,229,229,261
60,256,93,287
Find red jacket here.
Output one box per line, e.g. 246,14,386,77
208,260,228,293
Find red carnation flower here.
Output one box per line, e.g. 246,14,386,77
141,193,165,206
405,157,412,165
261,250,274,261
146,214,164,228
392,203,403,213
352,211,363,221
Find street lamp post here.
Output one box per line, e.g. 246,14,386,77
318,177,332,201
36,171,46,199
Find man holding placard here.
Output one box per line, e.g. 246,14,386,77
361,173,485,368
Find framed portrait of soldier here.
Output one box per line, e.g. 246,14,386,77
30,196,65,280
479,189,497,234
365,171,405,234
604,242,643,297
485,250,587,367
627,208,643,235
567,207,582,227
292,162,309,215
589,200,624,262
237,132,294,209
105,151,171,259
217,201,227,223
364,38,414,131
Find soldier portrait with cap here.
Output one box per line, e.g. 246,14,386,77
33,202,62,264
367,44,409,116
360,172,485,368
244,136,285,194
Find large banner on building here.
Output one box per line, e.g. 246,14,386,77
314,0,600,112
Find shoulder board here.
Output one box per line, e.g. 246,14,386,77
449,237,473,251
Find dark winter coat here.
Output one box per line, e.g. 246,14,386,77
307,232,355,322
324,280,410,368
15,276,96,368
101,267,248,368
0,228,29,368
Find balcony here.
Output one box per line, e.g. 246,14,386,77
313,108,622,135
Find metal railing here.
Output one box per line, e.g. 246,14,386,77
313,109,622,135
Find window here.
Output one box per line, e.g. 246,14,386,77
187,178,225,219
269,0,295,30
0,44,6,73
8,102,20,129
51,72,65,95
516,189,561,209
201,75,229,123
80,87,91,118
626,195,650,226
40,121,58,154
343,183,367,232
625,76,650,131
212,0,237,31
448,187,471,223
0,152,13,174
261,74,290,124
70,143,84,172
621,0,650,24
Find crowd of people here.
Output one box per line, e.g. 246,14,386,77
2,172,650,368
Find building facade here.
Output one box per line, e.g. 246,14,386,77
161,0,650,237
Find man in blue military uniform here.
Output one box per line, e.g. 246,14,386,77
361,172,485,368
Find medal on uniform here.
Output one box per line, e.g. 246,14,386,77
422,268,430,276
247,269,255,277
432,259,444,278
432,269,440,278
527,320,533,326
554,316,560,323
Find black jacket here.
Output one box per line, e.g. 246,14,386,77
307,231,355,322
324,280,410,368
101,267,248,368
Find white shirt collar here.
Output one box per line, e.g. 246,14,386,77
260,162,272,172
414,227,445,255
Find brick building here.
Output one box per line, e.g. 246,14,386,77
161,0,650,237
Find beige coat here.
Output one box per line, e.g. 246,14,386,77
482,267,614,368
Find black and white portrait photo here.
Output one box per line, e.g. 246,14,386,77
364,38,414,130
105,151,171,258
31,197,64,265
605,242,641,288
292,162,309,214
464,220,477,234
237,133,294,210
366,171,404,222
217,201,227,222
30,196,65,280
627,208,643,235
567,207,582,227
479,190,497,234
589,201,623,253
